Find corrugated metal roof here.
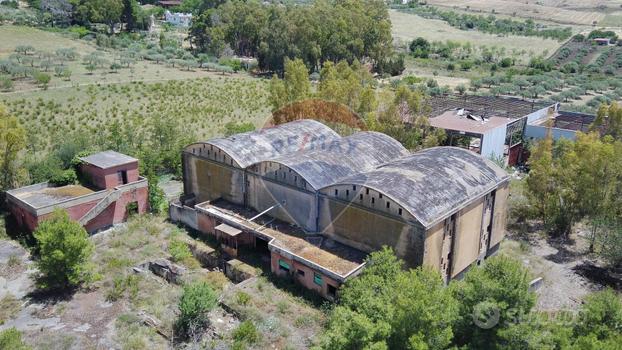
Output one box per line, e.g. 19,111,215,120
267,131,410,189
330,147,509,228
198,119,340,168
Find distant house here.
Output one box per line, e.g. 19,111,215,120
427,95,557,166
6,151,149,233
593,38,611,46
525,110,597,141
164,10,192,27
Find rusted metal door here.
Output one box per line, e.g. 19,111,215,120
441,214,456,283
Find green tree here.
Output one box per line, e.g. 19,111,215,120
77,0,123,34
0,105,27,191
268,58,310,111
592,102,622,140
450,256,536,348
33,210,94,290
176,281,218,338
321,247,459,350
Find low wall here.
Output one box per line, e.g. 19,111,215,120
169,202,198,230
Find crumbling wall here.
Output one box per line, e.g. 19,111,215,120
451,198,484,278
169,202,198,230
489,183,509,251
423,221,445,271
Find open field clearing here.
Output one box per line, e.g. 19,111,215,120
1,77,271,154
424,0,610,26
0,25,224,92
390,10,564,60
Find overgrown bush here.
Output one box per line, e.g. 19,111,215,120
176,281,218,338
232,320,259,345
169,239,192,263
0,328,30,350
48,168,77,186
33,210,94,290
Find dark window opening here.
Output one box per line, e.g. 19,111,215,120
366,188,369,195
359,194,363,201
297,269,305,277
327,284,337,298
371,197,375,204
334,189,338,196
346,190,349,196
398,208,403,216
386,202,390,209
117,170,128,185
379,194,383,199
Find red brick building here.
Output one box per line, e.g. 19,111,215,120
6,151,149,233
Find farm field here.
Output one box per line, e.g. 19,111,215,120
1,77,271,155
424,0,619,26
390,10,565,60
0,25,222,92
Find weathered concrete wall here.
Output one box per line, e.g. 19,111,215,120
451,198,484,278
318,196,424,267
489,182,509,250
247,174,317,231
184,154,244,204
423,221,445,271
271,251,340,300
170,202,198,230
323,185,409,218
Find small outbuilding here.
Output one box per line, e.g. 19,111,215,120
6,151,148,233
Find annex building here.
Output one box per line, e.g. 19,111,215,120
7,151,149,233
171,120,509,299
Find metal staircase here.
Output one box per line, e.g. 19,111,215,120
78,189,121,226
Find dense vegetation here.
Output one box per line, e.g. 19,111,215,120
524,103,622,265
269,58,444,150
189,0,400,74
396,2,572,41
320,247,622,350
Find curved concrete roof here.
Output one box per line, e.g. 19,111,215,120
330,147,509,228
186,119,340,168
264,131,410,189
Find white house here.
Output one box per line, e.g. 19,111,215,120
165,10,192,27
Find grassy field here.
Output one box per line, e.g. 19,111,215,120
0,25,224,92
423,0,618,26
1,77,271,154
390,10,565,60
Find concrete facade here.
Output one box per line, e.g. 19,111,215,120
173,120,510,297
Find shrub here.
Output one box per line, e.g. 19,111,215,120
0,75,13,91
33,71,51,89
48,168,77,186
0,328,30,350
33,210,94,290
232,320,259,344
169,239,192,262
500,57,513,68
236,291,251,305
176,281,218,338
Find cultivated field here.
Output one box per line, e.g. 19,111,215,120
0,25,222,92
424,0,621,26
1,77,271,154
390,10,564,59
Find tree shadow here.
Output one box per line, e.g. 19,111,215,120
573,261,622,291
2,212,37,248
25,285,79,305
543,235,584,264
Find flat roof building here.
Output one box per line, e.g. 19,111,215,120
172,120,510,298
6,151,148,233
427,95,557,166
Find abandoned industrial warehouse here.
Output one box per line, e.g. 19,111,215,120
170,120,509,299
